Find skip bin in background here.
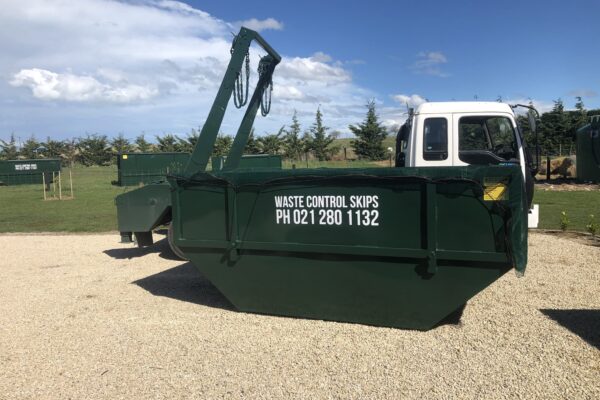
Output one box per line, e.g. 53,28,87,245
576,115,600,183
211,154,282,171
115,152,189,186
0,159,61,186
115,154,283,247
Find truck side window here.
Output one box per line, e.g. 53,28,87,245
459,116,518,164
459,121,490,150
423,118,448,160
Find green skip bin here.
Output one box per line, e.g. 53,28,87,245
116,27,529,330
169,166,527,330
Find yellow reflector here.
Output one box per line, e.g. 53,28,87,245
122,155,128,159
484,182,507,201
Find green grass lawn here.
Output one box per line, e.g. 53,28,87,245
534,190,600,231
0,163,598,232
0,165,128,232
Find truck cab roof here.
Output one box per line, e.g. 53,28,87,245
415,101,514,115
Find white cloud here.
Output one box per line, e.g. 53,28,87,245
236,17,284,32
273,85,305,100
379,96,427,130
153,0,215,18
0,0,372,138
10,68,158,103
277,54,351,84
392,93,428,108
410,51,449,77
310,52,333,63
420,51,447,63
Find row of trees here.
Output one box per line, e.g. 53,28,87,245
2,97,597,165
517,97,600,155
0,104,390,165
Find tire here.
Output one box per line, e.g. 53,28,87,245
167,223,187,260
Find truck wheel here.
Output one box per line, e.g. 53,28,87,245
167,223,187,260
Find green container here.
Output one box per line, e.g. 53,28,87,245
115,154,284,240
116,153,282,186
169,165,527,330
116,182,172,233
115,152,189,186
0,159,61,186
576,116,600,183
211,154,282,171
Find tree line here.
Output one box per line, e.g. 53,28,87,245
517,97,600,156
0,104,389,166
1,98,598,165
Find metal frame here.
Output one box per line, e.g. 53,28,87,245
184,27,281,176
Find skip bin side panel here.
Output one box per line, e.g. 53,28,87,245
576,123,600,182
184,250,508,330
179,186,228,241
235,184,423,250
171,166,523,330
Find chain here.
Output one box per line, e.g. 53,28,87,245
231,35,249,108
260,81,272,116
258,58,273,116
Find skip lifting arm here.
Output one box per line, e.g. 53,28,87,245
183,27,281,176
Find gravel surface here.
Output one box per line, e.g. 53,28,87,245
0,232,598,399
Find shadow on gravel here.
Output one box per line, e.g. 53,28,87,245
103,237,181,261
133,262,234,311
540,309,600,349
432,303,467,329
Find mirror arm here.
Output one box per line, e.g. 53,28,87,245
511,103,541,172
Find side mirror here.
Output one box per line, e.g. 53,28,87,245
528,110,537,133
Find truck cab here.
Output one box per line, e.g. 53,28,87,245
395,101,539,227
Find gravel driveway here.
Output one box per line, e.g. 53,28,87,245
0,232,598,399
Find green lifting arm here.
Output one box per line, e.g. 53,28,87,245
183,27,281,176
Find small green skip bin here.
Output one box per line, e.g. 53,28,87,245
114,152,189,187
0,159,61,186
169,165,527,330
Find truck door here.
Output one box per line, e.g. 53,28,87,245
452,113,534,207
452,113,521,168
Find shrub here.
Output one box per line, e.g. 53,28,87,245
560,211,569,231
586,214,598,237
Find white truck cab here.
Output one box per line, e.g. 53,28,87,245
395,101,540,228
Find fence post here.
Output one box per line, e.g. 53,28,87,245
546,156,551,181
69,169,74,199
58,171,62,200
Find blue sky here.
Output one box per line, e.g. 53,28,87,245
1,0,599,143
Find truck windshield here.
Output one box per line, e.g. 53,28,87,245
459,116,518,164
